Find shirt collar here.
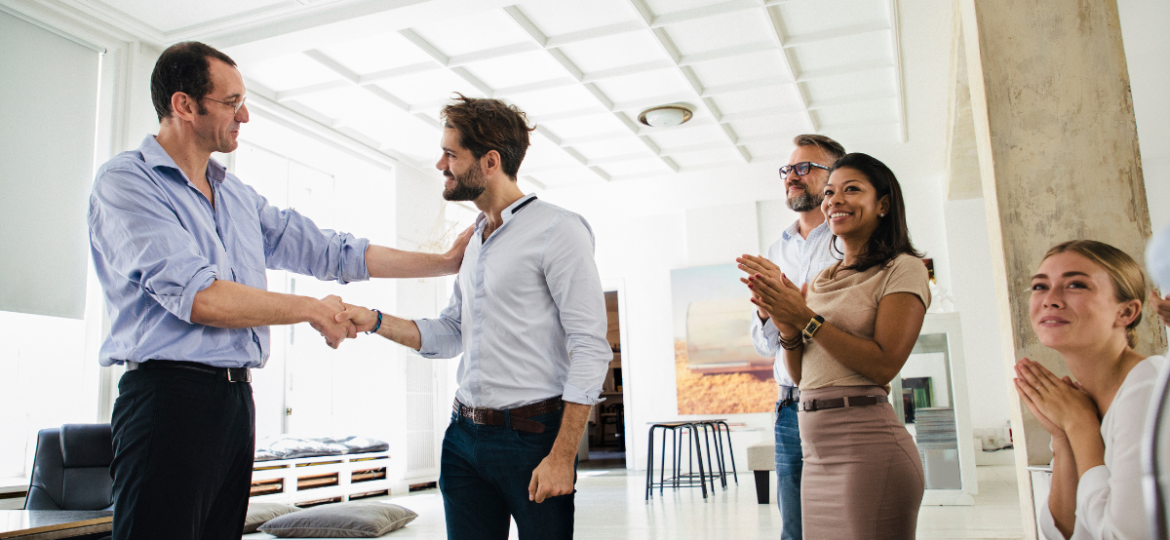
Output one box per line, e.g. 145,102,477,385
476,193,538,231
139,134,228,186
781,219,830,242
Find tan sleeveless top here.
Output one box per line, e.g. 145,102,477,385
799,253,931,390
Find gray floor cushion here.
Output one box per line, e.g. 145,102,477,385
244,502,301,534
259,502,418,538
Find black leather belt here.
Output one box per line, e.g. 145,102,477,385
777,385,801,410
800,395,886,412
453,397,563,433
126,360,252,383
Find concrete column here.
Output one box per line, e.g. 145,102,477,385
956,0,1166,536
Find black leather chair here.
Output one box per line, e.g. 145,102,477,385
25,424,114,511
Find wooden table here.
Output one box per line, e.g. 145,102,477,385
0,511,112,539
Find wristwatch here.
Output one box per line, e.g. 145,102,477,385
802,314,825,340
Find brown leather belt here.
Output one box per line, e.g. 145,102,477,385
453,396,563,433
800,395,886,412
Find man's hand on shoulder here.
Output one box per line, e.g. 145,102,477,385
442,226,474,274
309,295,356,349
528,453,575,504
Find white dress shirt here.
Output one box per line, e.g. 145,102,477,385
1039,355,1167,540
749,220,839,386
414,194,612,410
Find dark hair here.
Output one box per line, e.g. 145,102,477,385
151,42,237,121
829,152,922,272
440,93,535,179
794,134,846,162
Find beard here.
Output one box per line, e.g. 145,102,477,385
442,161,487,201
786,187,823,212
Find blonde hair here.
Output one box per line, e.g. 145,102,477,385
1042,240,1147,348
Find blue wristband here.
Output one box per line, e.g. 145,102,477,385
367,309,383,335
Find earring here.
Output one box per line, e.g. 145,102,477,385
879,213,885,218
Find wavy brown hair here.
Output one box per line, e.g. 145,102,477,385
440,93,535,179
828,152,922,272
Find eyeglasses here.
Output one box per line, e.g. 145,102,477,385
204,95,247,114
779,161,829,179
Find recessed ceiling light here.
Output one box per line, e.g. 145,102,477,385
638,105,693,128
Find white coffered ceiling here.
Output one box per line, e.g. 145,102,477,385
45,0,908,189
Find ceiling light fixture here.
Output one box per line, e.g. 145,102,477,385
638,105,693,128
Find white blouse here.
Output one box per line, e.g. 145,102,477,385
1040,355,1166,539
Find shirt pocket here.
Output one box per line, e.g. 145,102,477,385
226,214,269,289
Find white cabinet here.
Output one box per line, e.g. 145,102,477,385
891,312,979,505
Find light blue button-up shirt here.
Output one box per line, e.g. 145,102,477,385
414,194,612,410
750,220,839,385
88,135,370,368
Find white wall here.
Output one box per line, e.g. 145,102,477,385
943,198,1011,431
1119,0,1170,233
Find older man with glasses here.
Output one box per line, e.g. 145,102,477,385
737,133,845,540
89,41,470,540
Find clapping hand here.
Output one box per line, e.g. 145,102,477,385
742,265,812,332
1013,358,1099,440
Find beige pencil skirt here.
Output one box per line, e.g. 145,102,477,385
799,385,925,540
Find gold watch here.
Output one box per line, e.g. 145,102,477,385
802,314,825,340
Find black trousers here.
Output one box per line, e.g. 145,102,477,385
110,367,255,540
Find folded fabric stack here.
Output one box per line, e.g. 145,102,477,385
255,435,390,461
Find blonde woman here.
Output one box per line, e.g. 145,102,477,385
744,152,928,539
1014,240,1165,539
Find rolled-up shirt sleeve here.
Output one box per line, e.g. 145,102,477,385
414,279,465,359
255,190,369,284
89,166,219,323
542,214,612,406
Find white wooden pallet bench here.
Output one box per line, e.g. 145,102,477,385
249,452,392,507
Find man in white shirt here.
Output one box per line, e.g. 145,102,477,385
739,134,845,540
337,94,611,540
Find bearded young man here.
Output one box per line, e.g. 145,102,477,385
337,94,611,540
736,134,845,540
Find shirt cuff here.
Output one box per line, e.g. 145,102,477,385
177,266,218,323
338,234,371,284
1076,464,1110,510
563,382,602,406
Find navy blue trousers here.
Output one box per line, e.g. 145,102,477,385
439,409,575,540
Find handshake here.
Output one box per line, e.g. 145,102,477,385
308,295,382,349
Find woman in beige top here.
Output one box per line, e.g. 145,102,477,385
743,152,930,539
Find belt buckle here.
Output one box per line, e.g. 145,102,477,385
227,368,251,383
472,409,487,425
802,400,817,412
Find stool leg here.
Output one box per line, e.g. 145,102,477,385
721,422,738,483
692,425,708,499
645,427,654,500
753,470,770,504
671,428,680,490
659,427,667,495
710,424,727,489
702,424,717,492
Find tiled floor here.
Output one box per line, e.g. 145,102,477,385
246,461,1026,539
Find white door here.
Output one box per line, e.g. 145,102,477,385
284,162,338,437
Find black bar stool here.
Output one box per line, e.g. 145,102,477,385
645,422,708,500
